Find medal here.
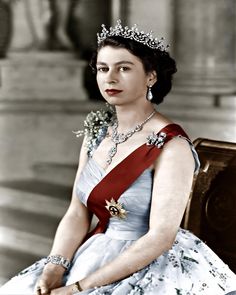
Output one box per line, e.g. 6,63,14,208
105,198,127,219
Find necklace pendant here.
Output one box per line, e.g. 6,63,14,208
109,145,117,157
106,144,117,165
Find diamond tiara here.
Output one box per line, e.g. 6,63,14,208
97,19,169,52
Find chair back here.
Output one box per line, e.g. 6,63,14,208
182,138,236,273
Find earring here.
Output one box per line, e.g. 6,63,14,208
146,85,153,101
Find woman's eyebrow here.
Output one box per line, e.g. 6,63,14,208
96,61,135,66
115,61,134,65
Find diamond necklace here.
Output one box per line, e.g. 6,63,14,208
106,110,156,165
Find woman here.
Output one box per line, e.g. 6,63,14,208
1,20,236,295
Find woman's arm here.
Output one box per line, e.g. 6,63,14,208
37,138,92,294
47,137,91,261
79,137,195,290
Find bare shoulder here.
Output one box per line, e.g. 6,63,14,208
157,136,195,172
164,136,192,156
149,113,190,149
146,111,173,133
155,111,173,124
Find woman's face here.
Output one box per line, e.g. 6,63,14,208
96,46,156,107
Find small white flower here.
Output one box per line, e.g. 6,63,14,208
73,104,115,153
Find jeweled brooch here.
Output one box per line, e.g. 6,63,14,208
146,131,166,148
105,198,127,219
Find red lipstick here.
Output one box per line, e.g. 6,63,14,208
105,89,123,96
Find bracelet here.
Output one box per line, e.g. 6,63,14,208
74,281,83,292
46,254,71,270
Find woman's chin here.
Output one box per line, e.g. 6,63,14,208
104,97,122,105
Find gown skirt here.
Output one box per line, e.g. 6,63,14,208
0,228,236,295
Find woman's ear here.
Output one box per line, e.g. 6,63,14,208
147,71,157,86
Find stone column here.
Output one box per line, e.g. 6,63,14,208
128,0,174,45
173,0,236,106
111,0,129,25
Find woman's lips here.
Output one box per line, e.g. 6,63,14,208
105,89,123,96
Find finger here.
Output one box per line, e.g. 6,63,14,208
40,288,49,295
39,285,49,295
36,286,41,295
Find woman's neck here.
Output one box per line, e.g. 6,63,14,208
114,104,156,132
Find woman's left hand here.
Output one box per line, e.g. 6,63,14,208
50,284,76,295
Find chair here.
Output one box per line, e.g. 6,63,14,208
182,138,236,273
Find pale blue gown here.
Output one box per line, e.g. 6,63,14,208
0,135,236,295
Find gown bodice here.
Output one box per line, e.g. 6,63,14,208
76,158,153,240
76,131,200,241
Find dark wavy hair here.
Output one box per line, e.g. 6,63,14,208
90,36,177,105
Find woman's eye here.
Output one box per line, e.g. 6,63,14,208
119,66,129,72
97,67,109,72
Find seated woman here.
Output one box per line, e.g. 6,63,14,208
0,20,236,295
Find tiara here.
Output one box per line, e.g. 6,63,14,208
97,19,169,52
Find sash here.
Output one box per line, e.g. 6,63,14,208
85,123,189,240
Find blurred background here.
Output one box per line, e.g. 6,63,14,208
0,0,236,286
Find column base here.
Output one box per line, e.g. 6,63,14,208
172,68,236,107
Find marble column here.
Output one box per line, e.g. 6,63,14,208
173,0,236,106
111,0,129,25
128,0,174,45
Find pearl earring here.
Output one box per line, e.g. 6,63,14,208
146,85,153,101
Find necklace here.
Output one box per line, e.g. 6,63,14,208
106,110,156,165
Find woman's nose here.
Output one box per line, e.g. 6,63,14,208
105,69,118,84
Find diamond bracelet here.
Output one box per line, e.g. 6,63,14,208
45,254,71,270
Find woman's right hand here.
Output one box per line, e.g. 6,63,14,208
35,264,65,295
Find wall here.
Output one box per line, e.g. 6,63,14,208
0,52,87,182
0,0,236,184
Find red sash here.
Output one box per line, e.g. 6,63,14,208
85,123,189,240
